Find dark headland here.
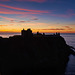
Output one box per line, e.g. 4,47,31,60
0,29,75,75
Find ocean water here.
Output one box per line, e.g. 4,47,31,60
61,33,75,75
0,33,21,38
0,33,75,74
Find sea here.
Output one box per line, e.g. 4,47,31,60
61,33,75,75
0,33,75,75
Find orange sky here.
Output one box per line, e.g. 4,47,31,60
0,22,75,33
0,1,75,33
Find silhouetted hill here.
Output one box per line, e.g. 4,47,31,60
0,29,75,75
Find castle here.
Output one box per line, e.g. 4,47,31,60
21,28,33,37
21,28,60,37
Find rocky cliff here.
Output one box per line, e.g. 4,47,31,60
0,35,74,75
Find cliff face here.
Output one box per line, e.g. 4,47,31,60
0,35,74,75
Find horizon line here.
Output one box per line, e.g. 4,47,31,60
0,32,75,34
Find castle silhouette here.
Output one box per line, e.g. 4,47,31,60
8,28,60,38
21,28,60,37
21,28,33,37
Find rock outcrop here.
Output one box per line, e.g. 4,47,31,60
0,30,74,75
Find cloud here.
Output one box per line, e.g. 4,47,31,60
51,13,75,18
10,20,31,23
1,4,75,19
10,20,15,23
18,20,31,23
0,3,49,14
67,9,74,14
0,25,8,26
51,14,69,18
15,0,47,3
31,18,39,20
0,0,48,3
0,15,15,20
50,9,75,18
0,8,44,15
0,0,10,1
64,26,72,30
39,28,65,30
0,0,55,3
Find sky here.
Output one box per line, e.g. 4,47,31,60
0,0,75,33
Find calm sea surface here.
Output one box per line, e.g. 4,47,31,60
0,33,75,74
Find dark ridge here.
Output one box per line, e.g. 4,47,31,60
0,29,75,75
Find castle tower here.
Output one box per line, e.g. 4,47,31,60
21,28,33,37
27,28,33,37
21,28,26,36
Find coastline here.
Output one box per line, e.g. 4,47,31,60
0,30,75,75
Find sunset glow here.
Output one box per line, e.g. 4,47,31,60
0,0,75,33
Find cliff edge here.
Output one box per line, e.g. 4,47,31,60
0,29,74,75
